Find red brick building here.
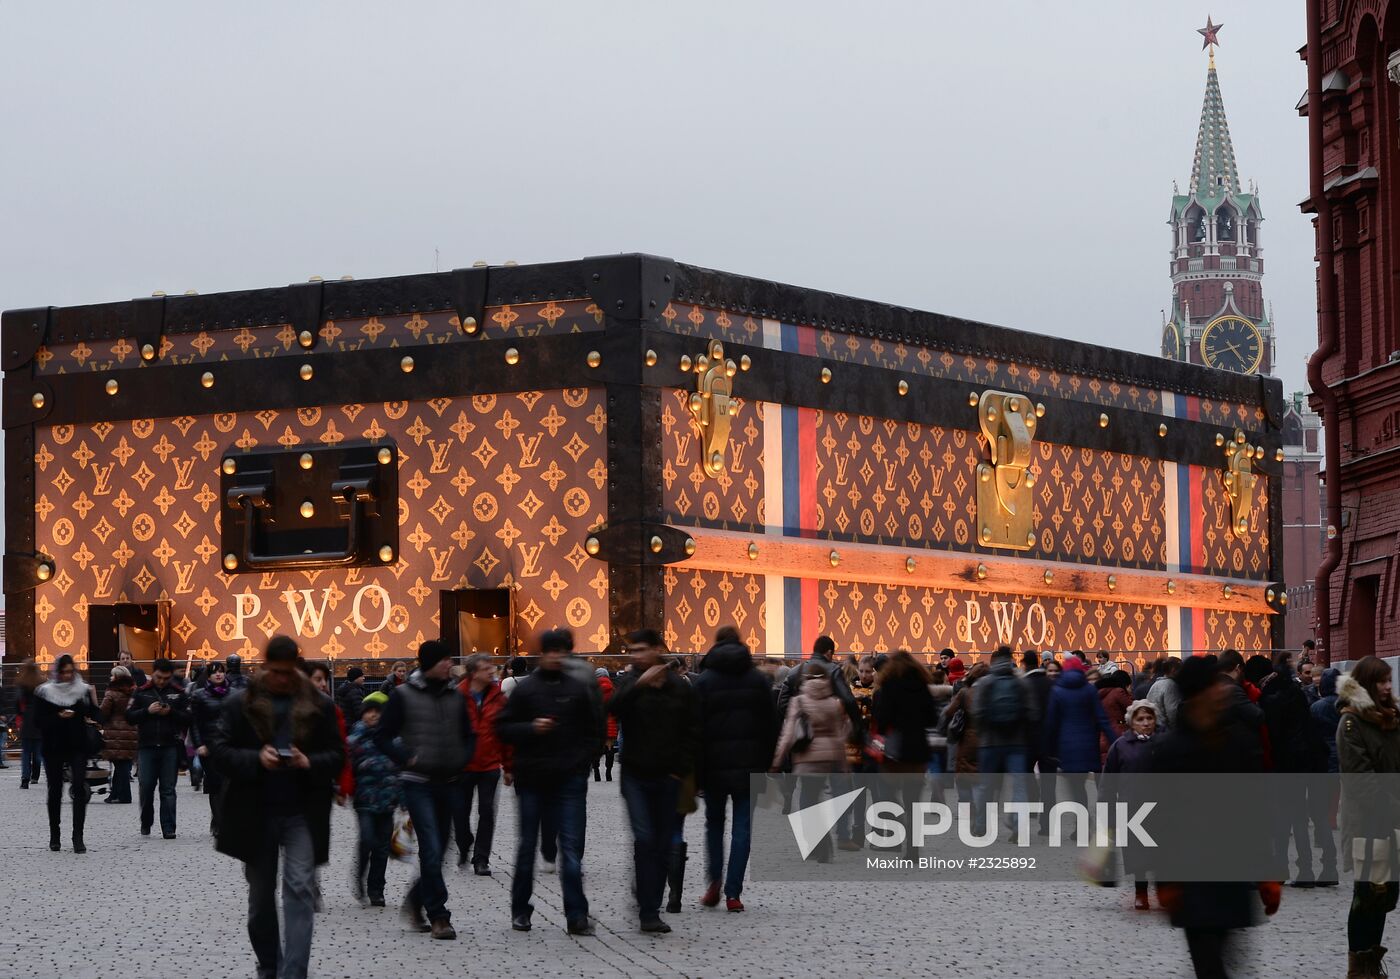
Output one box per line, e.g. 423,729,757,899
1303,0,1400,663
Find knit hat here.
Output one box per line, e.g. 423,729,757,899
417,639,452,673
110,666,130,681
1124,699,1158,726
594,667,608,678
361,691,389,711
1062,656,1086,672
946,657,966,681
346,667,364,682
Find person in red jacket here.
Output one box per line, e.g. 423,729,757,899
593,668,617,782
454,653,506,875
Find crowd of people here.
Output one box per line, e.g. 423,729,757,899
3,635,1397,979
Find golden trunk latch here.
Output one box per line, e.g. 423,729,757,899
1222,428,1258,537
976,390,1038,551
687,339,737,476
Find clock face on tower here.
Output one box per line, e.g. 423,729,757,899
1162,323,1182,361
1199,315,1264,373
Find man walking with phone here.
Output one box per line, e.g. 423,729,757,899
126,657,190,839
209,636,344,979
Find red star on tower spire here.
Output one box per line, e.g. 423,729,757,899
1198,15,1223,52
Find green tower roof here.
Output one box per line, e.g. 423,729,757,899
1188,61,1241,208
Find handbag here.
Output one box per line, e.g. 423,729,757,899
945,707,967,744
83,720,105,758
791,703,814,756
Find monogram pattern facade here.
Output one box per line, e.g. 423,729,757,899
660,303,1266,423
32,388,610,666
663,571,1273,660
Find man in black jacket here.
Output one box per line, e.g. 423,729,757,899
693,627,775,912
209,636,343,979
497,629,605,936
609,629,698,934
372,640,474,941
126,657,190,838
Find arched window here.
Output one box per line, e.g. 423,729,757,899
1217,207,1237,241
1187,206,1207,243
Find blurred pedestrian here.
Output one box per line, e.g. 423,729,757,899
609,629,698,934
209,636,344,979
16,658,44,789
372,641,474,940
190,660,233,834
33,654,99,852
1148,656,1183,731
348,691,398,907
694,627,775,912
500,656,530,698
970,646,1035,835
336,667,368,724
99,666,138,805
1098,670,1133,766
1154,656,1279,979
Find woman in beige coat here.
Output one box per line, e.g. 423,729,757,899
772,664,851,862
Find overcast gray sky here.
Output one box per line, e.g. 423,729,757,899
0,1,1313,396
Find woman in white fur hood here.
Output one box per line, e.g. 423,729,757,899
1337,656,1400,978
31,654,100,854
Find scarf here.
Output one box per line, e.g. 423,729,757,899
206,681,230,698
36,677,90,708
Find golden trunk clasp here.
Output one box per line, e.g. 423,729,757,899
975,390,1037,551
1222,428,1258,537
687,339,736,476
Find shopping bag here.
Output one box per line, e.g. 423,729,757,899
390,810,417,862
1077,838,1120,887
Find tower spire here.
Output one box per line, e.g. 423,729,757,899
1188,17,1239,200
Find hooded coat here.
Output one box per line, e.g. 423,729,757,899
774,672,851,771
99,686,138,761
1336,672,1400,851
1309,669,1341,774
1043,668,1117,774
1259,665,1325,773
693,640,777,795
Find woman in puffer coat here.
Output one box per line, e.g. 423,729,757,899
1045,655,1117,775
99,667,138,804
772,664,851,863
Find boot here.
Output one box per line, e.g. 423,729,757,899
1376,945,1390,977
1133,882,1150,910
665,841,687,914
1350,950,1364,978
72,793,87,854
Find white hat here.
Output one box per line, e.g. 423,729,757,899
1124,699,1158,726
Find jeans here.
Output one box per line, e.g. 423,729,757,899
356,809,393,900
401,778,465,924
454,769,500,868
512,774,589,925
21,739,42,782
620,772,680,922
138,745,179,834
245,813,316,979
704,787,753,899
975,745,1028,830
109,759,133,803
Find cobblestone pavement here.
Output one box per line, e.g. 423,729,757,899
0,765,1356,978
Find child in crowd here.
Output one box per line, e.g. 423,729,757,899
348,691,400,907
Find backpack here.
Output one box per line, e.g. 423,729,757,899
982,671,1025,728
